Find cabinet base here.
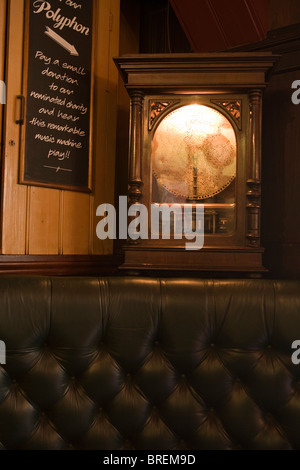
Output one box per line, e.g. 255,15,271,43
119,246,267,274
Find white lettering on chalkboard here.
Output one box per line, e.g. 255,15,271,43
48,148,71,160
59,0,82,10
24,0,93,184
35,50,51,64
30,117,46,127
57,110,79,121
62,63,86,75
42,67,79,85
46,122,85,135
30,91,66,106
39,107,55,115
56,138,82,148
33,1,89,35
35,133,55,143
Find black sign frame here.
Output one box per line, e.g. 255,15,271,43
19,0,95,192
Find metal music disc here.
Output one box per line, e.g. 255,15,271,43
151,104,236,200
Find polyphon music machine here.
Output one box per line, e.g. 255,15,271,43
114,53,278,274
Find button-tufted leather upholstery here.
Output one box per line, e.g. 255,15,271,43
0,275,300,450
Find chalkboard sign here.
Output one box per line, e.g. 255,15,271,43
20,0,94,192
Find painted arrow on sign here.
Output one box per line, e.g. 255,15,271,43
45,26,79,56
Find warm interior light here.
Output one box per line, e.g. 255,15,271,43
151,104,236,200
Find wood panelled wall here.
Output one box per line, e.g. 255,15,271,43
233,3,300,279
114,0,140,255
261,32,300,279
269,0,300,29
0,0,7,163
1,0,120,257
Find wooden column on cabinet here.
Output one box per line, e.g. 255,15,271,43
247,89,262,248
128,91,144,206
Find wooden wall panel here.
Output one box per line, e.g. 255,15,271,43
61,191,91,254
91,0,120,255
0,0,7,154
114,0,140,254
27,187,60,254
1,0,120,257
227,13,300,279
269,0,300,30
1,0,28,254
262,68,300,278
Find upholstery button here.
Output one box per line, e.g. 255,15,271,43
264,413,274,424
210,343,215,347
181,374,186,379
267,344,272,349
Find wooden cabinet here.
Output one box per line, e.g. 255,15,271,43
115,53,279,274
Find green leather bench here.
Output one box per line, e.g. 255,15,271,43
0,275,300,450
